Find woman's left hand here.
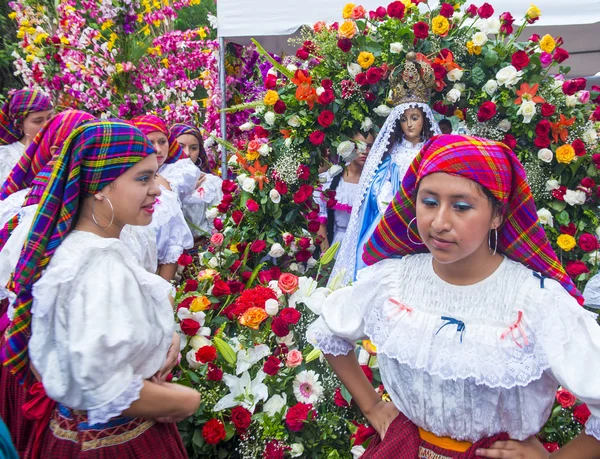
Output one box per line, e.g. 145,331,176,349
151,333,181,382
476,436,551,459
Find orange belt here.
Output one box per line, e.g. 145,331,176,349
418,428,472,453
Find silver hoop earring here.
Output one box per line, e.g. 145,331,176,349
488,227,498,256
92,197,115,229
407,217,424,245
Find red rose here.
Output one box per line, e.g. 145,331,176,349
592,106,600,122
263,355,282,375
572,139,587,157
413,21,429,39
264,74,277,90
222,179,238,194
206,363,223,381
285,402,314,432
295,48,309,60
293,184,314,204
297,164,310,180
177,253,193,267
337,38,352,53
553,48,569,63
212,279,232,297
196,345,218,364
213,218,223,231
366,67,384,84
541,103,556,117
254,126,269,138
298,236,311,249
544,443,560,453
309,130,325,146
573,404,592,424
529,33,540,42
364,92,376,102
535,120,552,137
318,89,335,105
180,318,201,336
439,3,454,17
307,220,320,233
374,6,387,18
511,51,530,71
477,2,494,18
581,177,596,189
231,406,252,433
232,210,244,225
562,80,578,96
269,266,282,280
227,280,244,294
274,181,288,195
477,101,497,122
387,1,405,19
258,270,273,284
552,186,567,201
334,387,350,407
178,296,195,310
361,365,373,382
202,419,226,445
560,222,576,236
565,261,590,279
556,388,577,408
465,4,477,17
274,100,287,114
433,101,449,116
279,307,301,325
321,79,333,89
318,110,335,128
217,194,233,213
263,440,287,459
271,317,290,337
351,424,377,446
534,136,551,149
295,250,312,262
246,199,259,213
579,233,599,252
184,279,198,293
251,239,266,253
503,134,517,150
432,64,447,81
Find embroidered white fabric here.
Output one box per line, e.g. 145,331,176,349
159,159,201,203
0,188,28,229
120,224,158,273
583,273,600,309
29,231,174,418
183,173,223,237
0,142,25,186
585,415,600,441
88,375,144,425
330,103,440,285
308,254,600,441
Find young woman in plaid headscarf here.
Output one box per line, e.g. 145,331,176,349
308,135,600,458
2,120,200,458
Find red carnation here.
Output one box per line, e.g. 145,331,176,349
337,38,352,53
477,2,494,18
321,79,333,89
579,233,599,252
180,318,201,336
541,103,556,117
573,404,592,424
273,100,287,114
285,403,314,432
439,2,454,17
212,279,232,297
318,110,335,128
196,345,218,364
361,365,374,382
184,279,198,293
232,210,244,225
565,261,590,279
535,120,552,137
503,134,517,150
271,317,290,337
297,164,310,180
413,21,429,39
552,186,567,201
534,136,551,149
207,363,223,381
309,130,325,146
544,443,560,453
433,101,449,115
553,47,569,63
318,89,335,105
366,67,384,85
202,419,226,444
231,406,252,433
246,199,259,213
334,387,350,407
387,1,405,19
511,51,530,71
560,222,577,236
296,48,309,60
274,181,288,195
263,355,282,375
477,101,497,122
572,139,587,157
351,424,377,446
279,307,301,325
177,253,193,267
251,239,267,253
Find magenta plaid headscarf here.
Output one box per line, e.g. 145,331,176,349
0,89,52,145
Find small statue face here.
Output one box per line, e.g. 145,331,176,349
399,108,424,144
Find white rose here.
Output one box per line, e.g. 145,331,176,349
208,256,219,268
496,65,523,87
269,243,285,258
485,18,500,34
264,111,276,126
446,88,461,104
286,64,298,73
269,189,281,204
242,177,256,193
265,298,279,316
453,83,466,92
565,95,578,107
361,116,374,131
316,87,325,96
289,262,299,272
206,207,218,220
258,143,270,156
264,394,287,417
447,69,464,82
583,129,598,145
483,79,498,96
307,257,318,268
227,155,238,165
374,104,392,117
588,250,600,265
268,280,283,298
390,42,404,54
498,119,511,132
329,164,343,177
290,444,305,458
471,31,488,47
537,148,553,163
189,335,211,351
236,173,248,185
186,349,202,370
356,140,368,153
284,137,292,147
347,63,362,79
517,99,536,124
452,11,464,21
537,208,554,226
288,115,301,127
239,121,254,131
545,179,560,191
564,189,586,206
337,140,357,161
267,67,277,77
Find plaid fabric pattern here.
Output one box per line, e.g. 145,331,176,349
130,115,183,164
363,134,583,304
2,120,154,385
170,122,209,172
0,89,52,145
1,110,95,199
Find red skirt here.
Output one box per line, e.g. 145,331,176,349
362,412,510,459
26,404,188,459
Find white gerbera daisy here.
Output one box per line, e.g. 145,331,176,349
293,370,323,404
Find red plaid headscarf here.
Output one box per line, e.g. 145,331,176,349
130,115,183,164
363,134,583,304
0,89,52,145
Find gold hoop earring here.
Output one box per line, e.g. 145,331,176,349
407,217,424,245
488,227,498,256
92,197,114,229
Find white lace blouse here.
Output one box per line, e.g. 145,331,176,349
318,177,358,247
159,159,201,204
0,142,24,186
307,254,600,442
29,231,175,425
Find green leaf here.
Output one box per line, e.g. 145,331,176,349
556,210,570,226
483,50,498,67
252,39,295,79
192,428,205,448
224,423,236,441
471,66,486,85
549,201,567,212
213,336,237,366
305,347,322,363
341,385,353,405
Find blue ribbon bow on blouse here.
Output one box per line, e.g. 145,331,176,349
435,316,465,343
533,272,548,289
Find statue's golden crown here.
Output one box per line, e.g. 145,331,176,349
388,52,436,105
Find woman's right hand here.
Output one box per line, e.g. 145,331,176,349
364,400,400,440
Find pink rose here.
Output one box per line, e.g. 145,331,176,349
286,349,303,368
210,233,224,246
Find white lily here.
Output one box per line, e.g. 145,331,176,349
236,344,271,375
289,277,332,315
214,370,269,413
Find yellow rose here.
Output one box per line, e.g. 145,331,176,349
539,34,556,54
239,307,269,330
454,109,464,120
557,234,576,252
432,15,450,36
197,269,218,280
190,296,211,312
526,4,541,20
362,339,378,355
230,244,239,253
357,51,375,69
556,144,575,164
466,41,482,56
263,90,279,106
342,3,356,19
338,20,357,39
246,150,260,161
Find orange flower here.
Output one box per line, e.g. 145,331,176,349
239,307,268,330
235,152,249,170
291,70,318,109
433,53,460,72
248,161,269,190
280,129,292,138
550,114,576,143
190,296,211,312
514,83,545,105
362,339,378,356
